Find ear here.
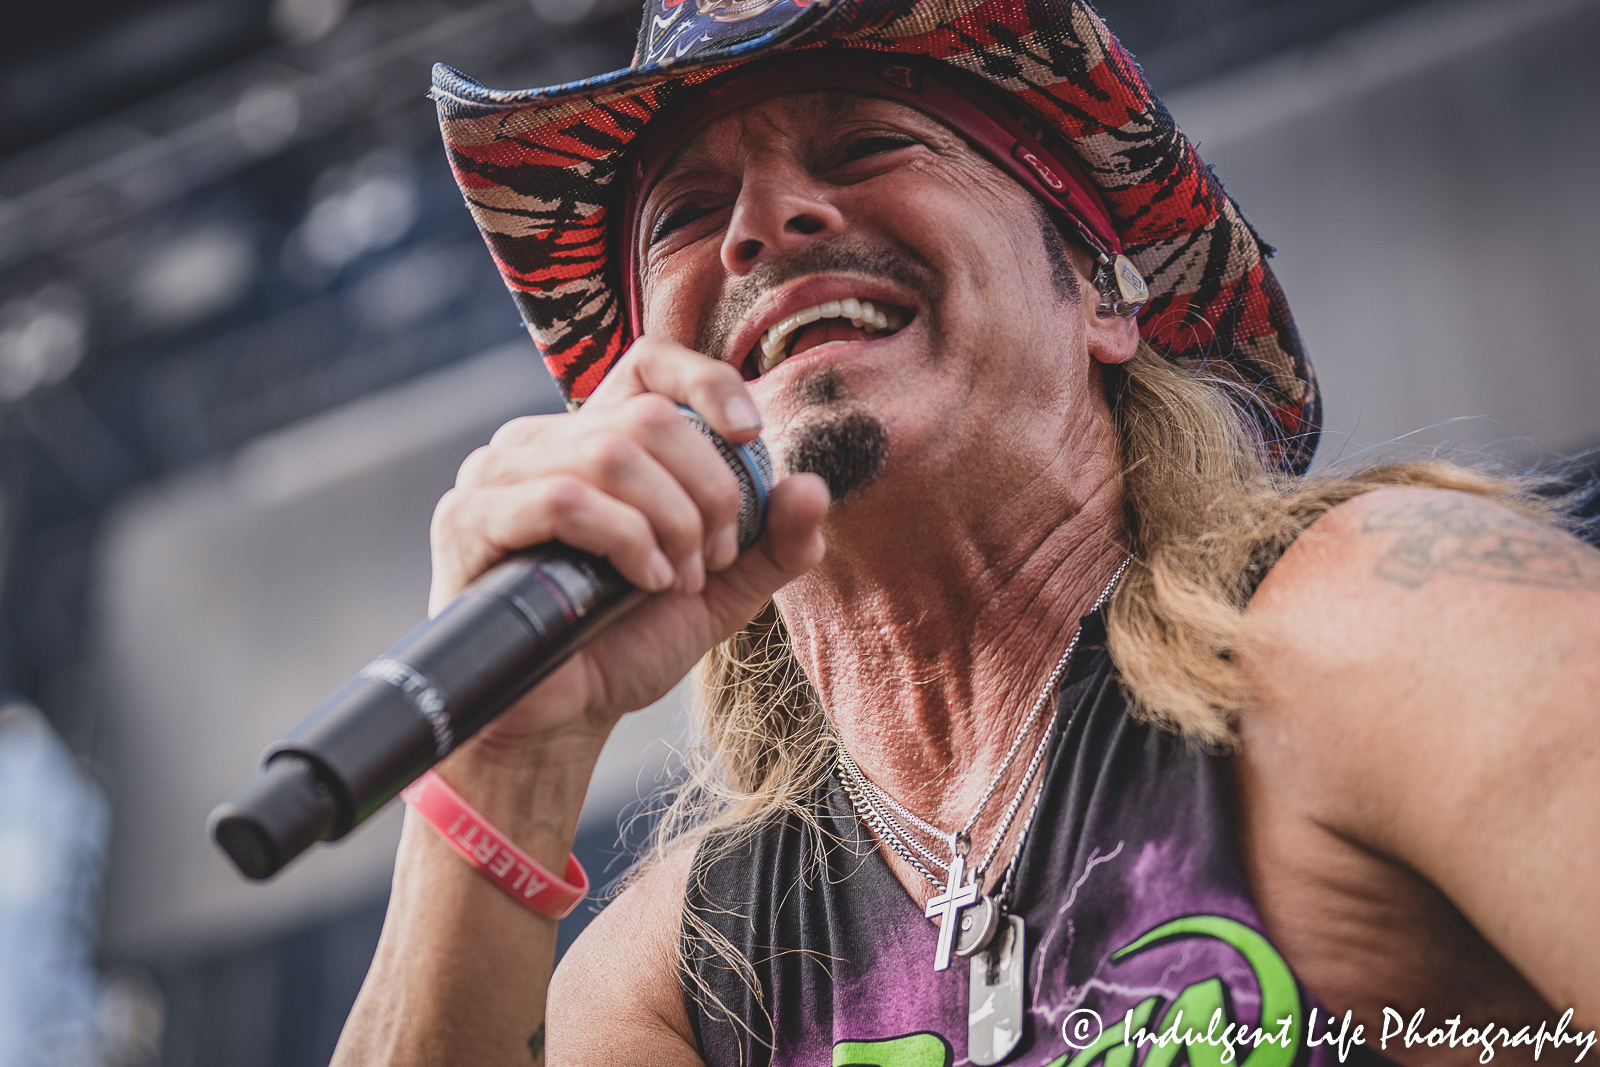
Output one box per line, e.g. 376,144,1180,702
1058,238,1139,365
1083,296,1140,365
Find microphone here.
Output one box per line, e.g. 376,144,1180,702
209,408,773,881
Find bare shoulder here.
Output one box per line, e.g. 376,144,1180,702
1239,485,1600,775
1232,486,1600,1026
1265,485,1600,601
1234,487,1599,1005
547,844,704,1066
1244,486,1600,684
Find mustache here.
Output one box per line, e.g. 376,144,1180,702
697,237,942,363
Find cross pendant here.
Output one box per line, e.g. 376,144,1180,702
925,848,979,971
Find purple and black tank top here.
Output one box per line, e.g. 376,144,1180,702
681,609,1385,1067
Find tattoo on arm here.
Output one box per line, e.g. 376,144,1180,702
1363,497,1600,590
529,1022,545,1064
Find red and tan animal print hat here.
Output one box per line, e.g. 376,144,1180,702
431,0,1321,474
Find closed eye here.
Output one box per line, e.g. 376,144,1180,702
650,203,715,245
840,134,920,162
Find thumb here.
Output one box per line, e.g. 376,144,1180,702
700,473,829,630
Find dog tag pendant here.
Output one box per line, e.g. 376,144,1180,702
968,914,1025,1066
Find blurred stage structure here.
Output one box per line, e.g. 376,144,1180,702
0,0,1596,1063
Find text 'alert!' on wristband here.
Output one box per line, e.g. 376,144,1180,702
401,770,588,919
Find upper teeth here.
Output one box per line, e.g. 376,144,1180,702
758,298,907,373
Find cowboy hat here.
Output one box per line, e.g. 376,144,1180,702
430,0,1319,473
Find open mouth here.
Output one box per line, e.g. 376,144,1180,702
746,298,911,378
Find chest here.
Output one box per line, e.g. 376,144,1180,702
684,662,1373,1067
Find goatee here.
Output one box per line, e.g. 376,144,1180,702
784,410,887,503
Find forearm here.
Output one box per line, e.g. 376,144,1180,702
333,745,599,1066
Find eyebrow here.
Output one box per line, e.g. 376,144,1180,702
652,143,717,186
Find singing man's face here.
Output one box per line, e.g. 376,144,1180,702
634,89,1135,505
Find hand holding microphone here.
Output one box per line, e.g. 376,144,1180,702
210,340,830,881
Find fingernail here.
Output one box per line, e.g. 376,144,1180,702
647,550,675,592
708,525,739,571
724,395,762,433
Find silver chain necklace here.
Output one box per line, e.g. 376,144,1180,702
835,556,1132,974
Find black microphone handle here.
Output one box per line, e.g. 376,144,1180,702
210,412,772,881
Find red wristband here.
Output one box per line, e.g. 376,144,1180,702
401,770,588,920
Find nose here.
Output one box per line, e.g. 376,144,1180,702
720,151,846,275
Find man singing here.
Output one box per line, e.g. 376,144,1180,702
333,2,1599,1064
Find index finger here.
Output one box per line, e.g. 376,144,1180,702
584,336,763,443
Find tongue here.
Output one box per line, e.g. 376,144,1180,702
789,320,872,358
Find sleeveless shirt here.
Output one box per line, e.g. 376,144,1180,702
681,610,1388,1067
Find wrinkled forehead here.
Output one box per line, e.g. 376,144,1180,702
627,56,928,213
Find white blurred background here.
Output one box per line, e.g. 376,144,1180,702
0,0,1596,1063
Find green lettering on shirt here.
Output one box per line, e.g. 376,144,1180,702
834,1031,954,1067
1113,915,1301,1067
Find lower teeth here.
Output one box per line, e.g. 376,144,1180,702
759,311,906,372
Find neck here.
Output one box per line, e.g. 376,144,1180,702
772,427,1129,841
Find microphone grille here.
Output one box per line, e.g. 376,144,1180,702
679,407,774,550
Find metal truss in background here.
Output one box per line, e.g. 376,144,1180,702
0,0,638,754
